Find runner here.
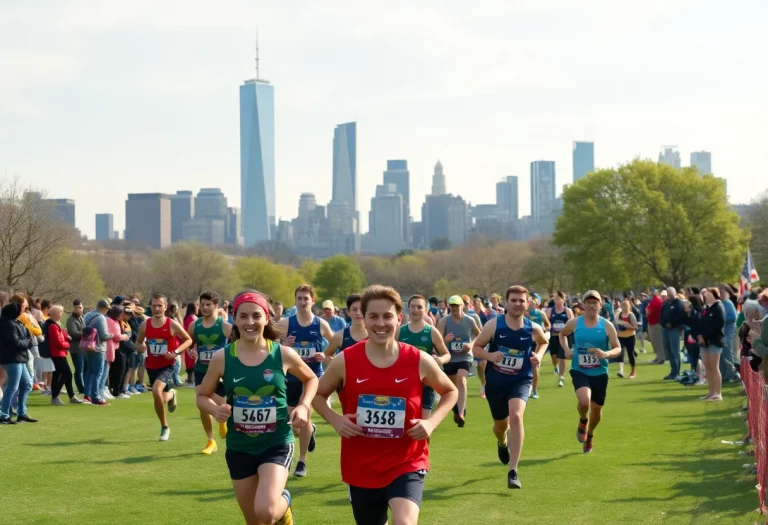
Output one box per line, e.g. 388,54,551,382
557,290,622,453
312,285,458,525
324,294,367,360
546,292,573,388
436,296,481,427
136,293,193,441
472,295,497,399
489,293,505,315
472,285,549,489
187,291,232,455
277,284,334,478
398,295,451,419
525,294,550,399
616,297,639,379
197,290,318,525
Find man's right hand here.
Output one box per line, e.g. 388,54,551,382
332,413,363,438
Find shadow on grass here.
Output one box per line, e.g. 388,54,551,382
49,452,199,465
158,488,233,503
26,437,149,447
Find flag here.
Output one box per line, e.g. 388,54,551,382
739,249,760,297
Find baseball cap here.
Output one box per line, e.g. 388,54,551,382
448,295,463,306
96,299,110,309
111,295,125,306
461,294,472,304
123,305,134,314
322,300,334,309
660,290,668,297
582,290,601,302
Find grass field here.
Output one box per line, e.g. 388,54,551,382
0,360,760,525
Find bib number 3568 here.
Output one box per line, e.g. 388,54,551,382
357,394,406,438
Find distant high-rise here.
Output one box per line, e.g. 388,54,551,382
572,141,595,183
195,188,228,218
226,207,244,246
431,160,446,195
332,122,357,210
659,146,681,169
44,199,75,228
495,176,519,221
95,213,114,241
298,193,317,218
125,193,171,249
369,183,404,254
530,161,557,223
240,57,275,246
691,151,712,175
422,194,469,248
170,191,194,243
382,160,410,245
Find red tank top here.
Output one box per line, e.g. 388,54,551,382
144,317,179,370
340,342,428,489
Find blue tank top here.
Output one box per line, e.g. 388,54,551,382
549,308,569,334
486,315,534,384
572,316,610,376
287,315,324,380
340,326,360,352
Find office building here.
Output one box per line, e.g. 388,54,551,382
43,198,75,228
332,122,357,210
691,151,712,175
240,76,275,246
369,183,405,254
95,213,114,241
572,141,595,183
382,160,410,245
195,188,228,218
431,160,446,195
125,193,171,249
182,217,226,246
421,194,469,248
170,191,194,243
495,176,519,221
659,146,681,169
530,161,557,223
226,207,244,246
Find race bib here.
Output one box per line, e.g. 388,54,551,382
578,348,600,369
233,395,277,434
147,339,168,356
198,346,218,364
552,321,565,332
494,346,525,375
293,343,316,362
357,395,406,438
449,339,465,353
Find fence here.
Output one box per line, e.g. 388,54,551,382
742,356,768,514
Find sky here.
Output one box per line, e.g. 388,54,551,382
1,0,766,239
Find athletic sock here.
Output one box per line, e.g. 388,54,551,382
587,434,593,440
579,418,588,425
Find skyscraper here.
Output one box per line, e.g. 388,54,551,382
422,194,469,248
332,122,357,209
659,146,681,169
182,188,229,246
691,151,712,175
170,191,194,243
95,213,114,241
44,199,75,228
530,161,556,223
240,72,275,246
572,141,595,183
125,193,171,249
382,159,410,245
495,176,519,221
369,183,404,254
431,160,446,195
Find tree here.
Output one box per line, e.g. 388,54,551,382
235,257,305,305
93,251,152,299
745,193,768,283
521,239,573,294
554,160,748,290
20,249,104,306
299,259,319,284
149,243,237,304
0,179,70,289
250,240,300,266
313,255,366,305
430,237,452,251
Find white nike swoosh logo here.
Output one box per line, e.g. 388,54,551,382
520,337,530,340
395,378,407,383
499,335,507,339
356,378,369,383
233,377,245,383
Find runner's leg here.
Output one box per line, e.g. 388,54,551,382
152,380,171,427
389,497,420,525
456,368,468,416
253,463,290,525
507,398,527,470
587,402,603,435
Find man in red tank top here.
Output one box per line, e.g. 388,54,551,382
313,285,458,525
136,293,193,442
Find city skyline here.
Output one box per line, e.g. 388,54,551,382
2,2,766,239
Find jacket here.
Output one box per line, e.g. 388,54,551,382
722,299,737,326
105,316,123,362
661,298,686,329
700,301,726,348
66,313,85,354
118,320,136,354
646,296,663,325
0,304,34,365
752,316,768,359
46,321,71,358
83,310,111,353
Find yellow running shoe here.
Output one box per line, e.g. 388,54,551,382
202,440,217,455
276,505,293,525
219,421,227,439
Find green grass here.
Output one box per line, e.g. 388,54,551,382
0,359,760,525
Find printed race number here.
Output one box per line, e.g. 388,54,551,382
578,352,600,369
198,347,218,363
357,395,406,438
494,346,525,375
294,345,316,362
449,340,465,353
233,395,277,434
147,339,168,356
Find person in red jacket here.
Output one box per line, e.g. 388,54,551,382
645,288,665,365
47,305,83,405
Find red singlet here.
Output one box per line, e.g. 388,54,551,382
340,342,428,489
144,317,179,370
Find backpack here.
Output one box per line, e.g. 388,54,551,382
79,315,100,352
38,319,53,358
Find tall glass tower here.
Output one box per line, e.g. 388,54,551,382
240,78,275,246
332,122,357,210
572,141,595,183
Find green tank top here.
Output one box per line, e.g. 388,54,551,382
223,340,294,455
193,317,227,373
399,323,434,353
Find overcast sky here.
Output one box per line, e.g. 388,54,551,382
1,0,766,238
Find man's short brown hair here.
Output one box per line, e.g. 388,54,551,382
506,285,529,301
294,284,316,301
361,285,403,316
408,294,426,306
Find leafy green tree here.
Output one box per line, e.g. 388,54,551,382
314,255,366,305
554,159,748,290
235,257,304,305
745,193,768,283
300,259,319,284
521,239,573,294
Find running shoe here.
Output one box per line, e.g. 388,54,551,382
554,366,559,375
50,398,65,406
17,414,39,423
308,423,317,452
576,419,588,443
93,400,110,406
480,386,486,399
497,442,510,465
0,417,16,425
558,378,564,387
507,469,522,489
617,371,624,378
135,383,147,393
32,383,41,391
531,391,539,400
276,490,293,525
69,397,83,404
202,440,217,455
629,372,637,379
705,396,723,402
159,426,170,441
294,461,307,478
456,414,466,427
118,393,131,399
82,396,92,404
583,437,593,453
168,389,178,413
219,421,228,439
42,389,51,397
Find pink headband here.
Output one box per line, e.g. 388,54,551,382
233,292,271,320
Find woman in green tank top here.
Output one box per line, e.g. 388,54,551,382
197,290,318,525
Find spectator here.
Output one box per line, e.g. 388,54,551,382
272,301,284,320
0,298,37,424
683,296,704,383
319,300,347,332
111,305,136,399
83,299,113,405
183,302,199,386
46,305,82,405
660,286,686,381
18,295,46,391
126,305,145,393
489,293,504,315
616,297,639,378
699,287,726,402
719,285,739,382
103,305,127,400
646,288,665,365
639,292,649,353
473,295,497,326
740,300,763,368
752,291,768,380
0,291,7,399
66,299,86,395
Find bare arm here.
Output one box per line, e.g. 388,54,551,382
530,324,550,366
135,320,147,353
408,352,458,440
558,318,578,359
196,351,230,422
540,311,551,331
170,320,193,354
471,318,500,362
431,328,451,365
312,353,363,438
323,330,344,359
599,322,622,359
281,345,318,426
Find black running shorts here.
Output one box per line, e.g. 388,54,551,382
348,471,426,525
147,365,174,392
570,370,608,406
225,443,295,480
442,361,471,376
